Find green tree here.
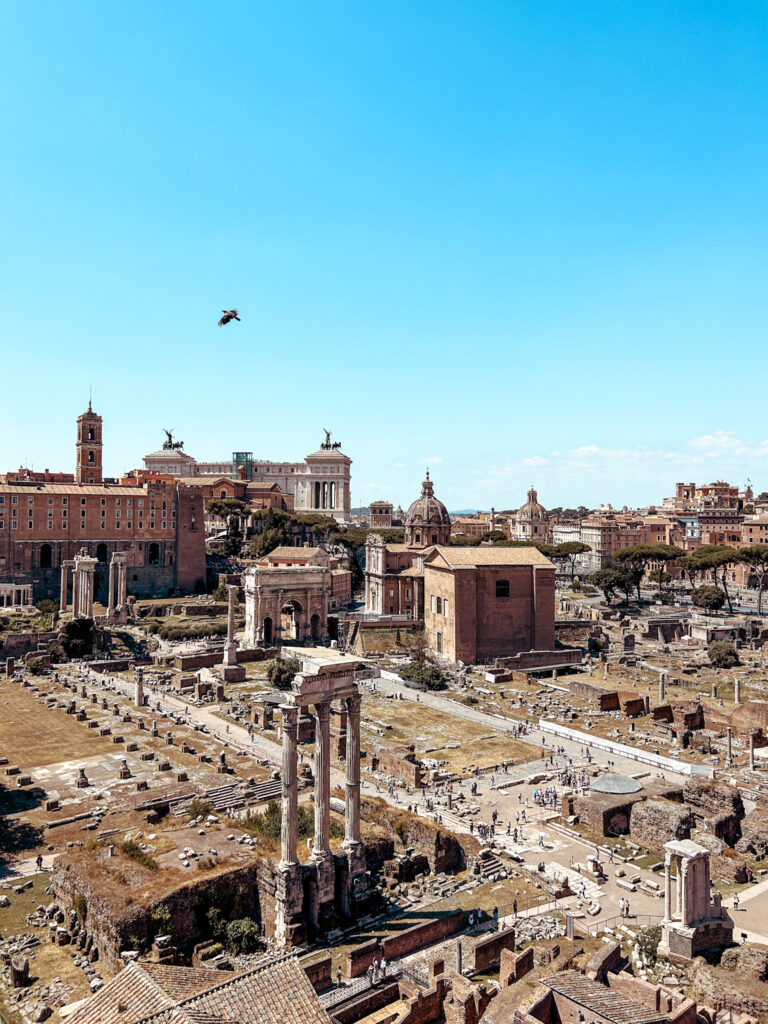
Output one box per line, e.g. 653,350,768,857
36,598,58,616
691,585,725,613
226,918,262,955
549,541,591,579
736,545,768,615
708,640,739,669
266,655,300,691
684,545,738,614
61,618,95,657
613,544,683,600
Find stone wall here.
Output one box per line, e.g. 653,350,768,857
736,806,768,859
346,910,464,976
371,742,422,788
683,779,744,845
630,800,690,849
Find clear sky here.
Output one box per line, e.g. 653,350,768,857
2,2,766,511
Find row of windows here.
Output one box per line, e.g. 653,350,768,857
0,495,176,509
430,596,450,617
0,520,174,530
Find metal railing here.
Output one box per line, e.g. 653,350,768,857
583,912,662,937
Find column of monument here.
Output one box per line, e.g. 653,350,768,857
313,702,331,857
107,558,116,618
59,563,70,614
279,705,299,866
344,694,362,847
224,585,237,664
72,566,80,619
118,558,127,609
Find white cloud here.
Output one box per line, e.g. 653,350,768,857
523,455,549,467
689,431,747,456
393,461,405,468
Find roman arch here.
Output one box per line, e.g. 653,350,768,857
243,565,331,647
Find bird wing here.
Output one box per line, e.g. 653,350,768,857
218,315,230,326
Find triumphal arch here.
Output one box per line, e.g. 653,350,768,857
275,660,367,947
243,565,331,645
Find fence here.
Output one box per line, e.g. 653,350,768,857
582,912,662,937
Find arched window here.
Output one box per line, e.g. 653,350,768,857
88,427,95,440
88,450,95,463
496,579,510,598
436,597,443,614
148,542,160,565
39,544,52,569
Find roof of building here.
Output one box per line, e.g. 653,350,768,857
0,482,150,496
591,773,643,795
405,471,451,527
425,546,555,569
66,957,331,1024
260,546,323,560
542,971,666,1024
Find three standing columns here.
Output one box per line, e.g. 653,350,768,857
278,694,362,867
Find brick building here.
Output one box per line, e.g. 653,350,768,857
422,546,556,664
369,500,393,528
0,405,206,603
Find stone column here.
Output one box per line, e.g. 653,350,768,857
680,861,688,925
118,560,127,609
280,705,299,866
59,564,69,613
344,694,362,847
72,568,80,619
663,853,672,921
397,579,403,615
750,732,755,770
313,702,331,857
734,677,741,707
659,672,666,703
82,563,95,618
727,726,733,763
107,558,116,619
224,585,237,665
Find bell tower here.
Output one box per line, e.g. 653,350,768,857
76,401,103,484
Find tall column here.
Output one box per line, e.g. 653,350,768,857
279,705,299,867
734,678,741,707
750,732,756,770
313,702,331,857
118,560,127,608
727,726,733,763
344,694,362,847
83,565,95,618
224,585,237,665
659,672,666,703
107,558,116,618
72,568,81,619
663,854,672,921
59,564,69,613
680,861,688,925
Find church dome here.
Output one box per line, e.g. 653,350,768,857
404,471,451,548
516,486,549,524
406,471,450,527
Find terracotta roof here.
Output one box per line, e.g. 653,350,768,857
0,483,149,496
263,547,322,559
67,957,330,1024
542,971,666,1024
426,546,555,569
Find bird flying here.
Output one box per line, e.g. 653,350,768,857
218,309,241,326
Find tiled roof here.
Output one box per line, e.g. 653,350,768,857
263,547,322,559
68,957,331,1024
64,961,176,1024
0,482,149,496
427,546,555,568
542,971,666,1024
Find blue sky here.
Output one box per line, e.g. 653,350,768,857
1,1,766,511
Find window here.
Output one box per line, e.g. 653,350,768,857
28,521,33,529
430,595,435,613
27,496,33,505
12,521,17,529
48,497,53,505
436,597,443,614
62,497,67,505
162,521,166,529
48,510,53,518
12,496,17,504
62,508,67,517
444,599,449,618
81,521,86,529
81,498,86,505
47,521,53,530
127,522,132,530
81,509,86,518
436,631,443,654
406,588,411,600
116,510,120,518
496,579,510,598
100,521,106,529
127,499,132,506
138,499,144,507
88,451,95,463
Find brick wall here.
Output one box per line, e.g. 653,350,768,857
303,955,332,993
471,928,516,972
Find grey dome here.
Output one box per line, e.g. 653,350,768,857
591,773,643,795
